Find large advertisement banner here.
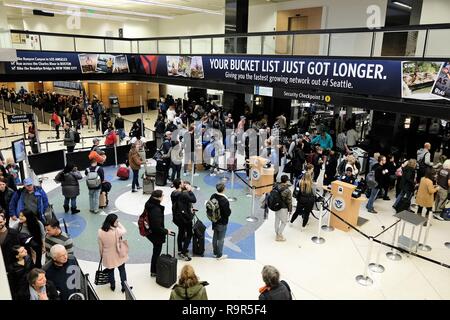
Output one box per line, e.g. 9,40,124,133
4,50,448,101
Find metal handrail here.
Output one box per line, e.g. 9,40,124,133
10,23,450,41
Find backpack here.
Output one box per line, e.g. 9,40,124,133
418,152,430,175
206,198,221,223
267,186,283,211
73,131,80,143
366,170,378,188
138,209,151,237
86,166,101,188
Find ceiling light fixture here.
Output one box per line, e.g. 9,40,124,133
127,0,223,15
4,3,149,22
18,0,173,19
392,1,412,10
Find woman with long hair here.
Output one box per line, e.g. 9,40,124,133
98,214,129,292
290,172,316,229
393,159,416,211
416,168,439,223
11,208,45,268
170,264,208,300
7,245,35,300
54,163,82,214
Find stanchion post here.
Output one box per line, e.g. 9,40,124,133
2,112,6,137
190,149,199,190
228,170,237,202
356,236,374,286
114,144,118,167
386,221,402,261
311,201,325,244
369,226,385,273
418,213,433,252
321,196,334,232
246,186,258,223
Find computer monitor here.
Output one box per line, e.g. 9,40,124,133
11,139,26,163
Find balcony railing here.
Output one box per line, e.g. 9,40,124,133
9,23,450,59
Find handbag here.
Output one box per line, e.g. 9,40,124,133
94,258,109,285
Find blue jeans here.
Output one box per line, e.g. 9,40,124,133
132,169,140,190
64,197,77,208
393,190,412,208
106,263,127,288
88,189,101,211
117,128,125,140
366,188,379,210
213,224,227,258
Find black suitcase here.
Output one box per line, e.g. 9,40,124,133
142,175,155,194
155,171,167,186
156,233,177,288
192,216,206,256
156,159,168,171
393,195,410,213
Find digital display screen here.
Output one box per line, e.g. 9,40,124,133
12,139,26,163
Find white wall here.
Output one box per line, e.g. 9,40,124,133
420,0,450,24
165,84,188,100
418,0,450,57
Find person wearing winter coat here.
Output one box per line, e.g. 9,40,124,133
9,178,49,224
145,190,173,277
273,175,292,242
128,143,143,193
170,264,208,300
258,265,292,300
98,214,129,292
290,172,316,229
416,168,439,222
54,164,82,214
393,159,416,211
0,177,15,227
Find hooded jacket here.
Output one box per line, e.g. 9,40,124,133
9,187,49,222
276,183,293,212
170,282,208,300
145,197,168,245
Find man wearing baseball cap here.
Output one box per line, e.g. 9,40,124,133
9,177,49,223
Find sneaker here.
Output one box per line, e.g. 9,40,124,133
301,226,306,231
216,255,228,260
137,186,142,190
131,189,137,193
93,210,100,214
182,253,192,261
368,209,378,214
278,235,286,241
383,197,391,201
150,273,157,278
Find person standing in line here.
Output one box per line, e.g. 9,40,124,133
393,159,417,211
114,114,125,142
63,122,76,153
171,179,196,261
98,214,129,292
86,104,94,131
0,211,20,269
416,168,439,224
0,177,15,227
7,245,34,300
273,175,292,241
128,143,143,193
290,172,315,230
435,159,450,214
145,190,173,277
11,208,45,268
9,178,49,224
16,268,60,300
169,264,208,300
346,126,359,149
44,219,74,263
210,183,231,260
170,140,183,181
258,265,292,300
85,159,104,214
417,142,434,183
54,164,82,214
366,155,387,214
51,109,61,139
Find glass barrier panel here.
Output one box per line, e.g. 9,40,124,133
41,35,74,51
105,39,132,53
262,35,293,55
246,36,262,55
131,40,139,54
375,30,426,57
10,33,40,50
158,39,180,54
424,29,450,58
292,34,329,56
329,32,372,57
192,38,211,54
213,37,225,54
75,37,105,53
138,40,157,53
181,39,190,54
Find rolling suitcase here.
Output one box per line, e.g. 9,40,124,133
156,233,177,288
155,171,167,186
192,215,206,257
142,175,155,194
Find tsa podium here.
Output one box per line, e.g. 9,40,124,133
329,180,367,232
249,156,274,196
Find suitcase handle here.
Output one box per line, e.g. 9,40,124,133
166,232,176,257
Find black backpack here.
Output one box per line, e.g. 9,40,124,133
268,186,283,211
73,131,80,143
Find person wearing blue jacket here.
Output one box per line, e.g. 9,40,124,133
311,130,333,151
9,178,49,223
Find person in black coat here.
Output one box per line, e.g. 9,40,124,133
0,178,15,226
145,190,173,277
7,245,34,300
0,211,20,268
17,268,60,300
393,159,417,210
258,265,292,300
210,183,231,260
323,150,338,187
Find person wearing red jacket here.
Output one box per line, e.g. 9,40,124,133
51,110,61,139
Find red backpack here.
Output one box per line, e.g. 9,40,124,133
138,209,151,237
